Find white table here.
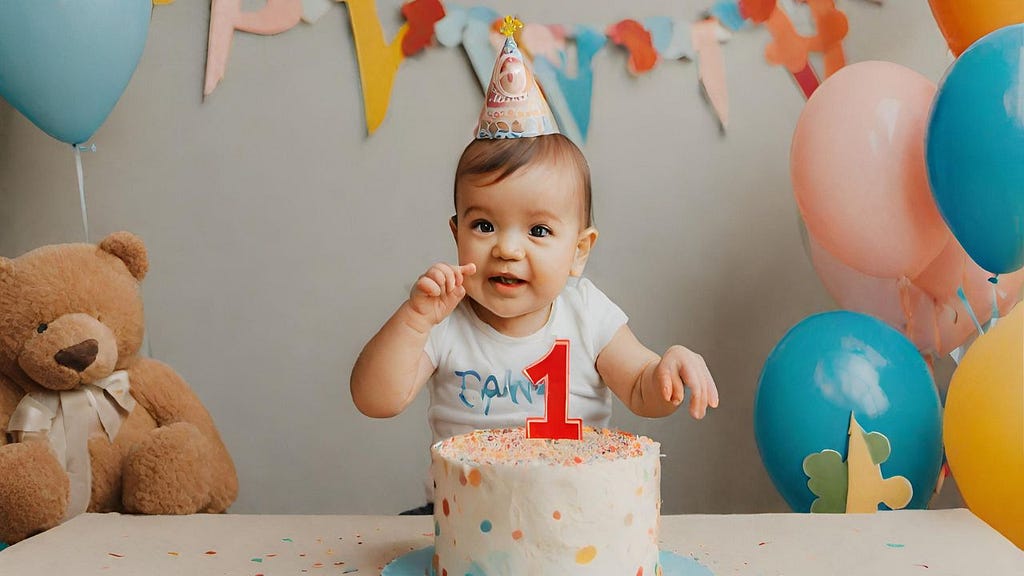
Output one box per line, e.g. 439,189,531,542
0,509,1020,575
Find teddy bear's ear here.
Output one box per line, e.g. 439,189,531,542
99,231,149,281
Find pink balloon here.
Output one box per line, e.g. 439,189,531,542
912,237,968,300
792,61,949,279
808,235,1024,358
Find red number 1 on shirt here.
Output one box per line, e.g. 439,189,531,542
525,339,582,440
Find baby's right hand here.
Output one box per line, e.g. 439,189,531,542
407,263,476,329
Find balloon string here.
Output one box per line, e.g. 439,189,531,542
988,274,1000,328
897,277,914,340
74,144,91,243
956,286,984,335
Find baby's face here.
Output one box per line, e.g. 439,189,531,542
453,161,589,336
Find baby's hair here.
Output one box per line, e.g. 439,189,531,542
454,133,593,227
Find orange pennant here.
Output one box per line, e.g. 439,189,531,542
606,20,658,75
401,0,445,57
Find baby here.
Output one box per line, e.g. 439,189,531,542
350,17,718,513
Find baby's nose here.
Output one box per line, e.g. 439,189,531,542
492,235,525,260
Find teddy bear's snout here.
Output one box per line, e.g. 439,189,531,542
54,339,99,372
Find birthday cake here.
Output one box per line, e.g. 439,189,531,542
431,427,661,575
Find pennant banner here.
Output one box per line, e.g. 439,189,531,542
199,0,858,139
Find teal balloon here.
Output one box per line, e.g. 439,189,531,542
0,1,151,145
754,311,943,512
926,23,1024,275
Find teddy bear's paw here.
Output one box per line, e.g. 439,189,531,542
87,434,127,512
122,422,213,515
0,442,70,543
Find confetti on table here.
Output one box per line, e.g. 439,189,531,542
107,553,124,558
167,552,179,557
886,543,905,548
251,557,264,563
282,538,293,542
266,553,278,557
204,550,217,555
342,569,358,574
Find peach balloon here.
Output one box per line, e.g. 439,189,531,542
808,235,1024,358
912,237,968,301
927,0,1024,56
792,61,949,279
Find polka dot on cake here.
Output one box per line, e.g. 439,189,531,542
442,499,450,516
512,530,523,541
480,520,492,533
625,513,633,526
552,510,561,520
575,545,597,564
468,469,482,486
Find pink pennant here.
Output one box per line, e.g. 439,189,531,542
205,0,303,96
691,19,729,129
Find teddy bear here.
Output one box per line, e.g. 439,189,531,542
0,231,237,544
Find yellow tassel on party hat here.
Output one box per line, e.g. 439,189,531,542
475,16,558,139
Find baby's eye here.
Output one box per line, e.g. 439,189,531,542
529,225,551,238
472,220,494,233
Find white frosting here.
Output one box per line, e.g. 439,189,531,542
431,427,661,575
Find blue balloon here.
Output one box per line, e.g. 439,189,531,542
926,24,1024,275
0,1,151,145
754,311,942,512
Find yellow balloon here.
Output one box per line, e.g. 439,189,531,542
944,303,1024,548
927,0,1024,56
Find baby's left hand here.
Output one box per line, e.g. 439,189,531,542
655,345,719,419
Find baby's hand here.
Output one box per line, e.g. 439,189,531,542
407,263,477,329
655,345,719,419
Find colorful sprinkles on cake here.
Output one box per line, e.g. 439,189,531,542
434,427,657,466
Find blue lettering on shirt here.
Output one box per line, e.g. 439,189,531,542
452,369,545,415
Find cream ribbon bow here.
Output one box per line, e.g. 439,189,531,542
7,370,136,520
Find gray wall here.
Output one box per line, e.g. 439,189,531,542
0,1,958,515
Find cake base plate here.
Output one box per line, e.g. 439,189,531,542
382,545,714,575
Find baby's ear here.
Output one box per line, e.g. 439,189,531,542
99,231,149,281
570,227,598,277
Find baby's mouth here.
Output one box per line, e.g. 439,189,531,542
490,275,526,286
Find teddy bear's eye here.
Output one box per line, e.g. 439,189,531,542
36,323,48,334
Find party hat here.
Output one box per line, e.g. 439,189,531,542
475,16,559,139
